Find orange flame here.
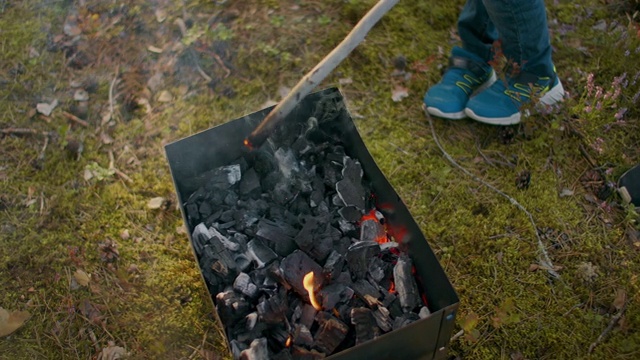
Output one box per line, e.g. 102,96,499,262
285,336,292,347
388,281,396,294
303,271,322,311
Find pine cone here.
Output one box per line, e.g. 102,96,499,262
515,170,531,189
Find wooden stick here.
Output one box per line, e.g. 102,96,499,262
588,301,627,353
245,0,400,148
1,128,48,136
62,111,89,127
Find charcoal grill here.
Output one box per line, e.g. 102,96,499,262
165,88,459,360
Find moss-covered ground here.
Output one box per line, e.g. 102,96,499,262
1,0,639,359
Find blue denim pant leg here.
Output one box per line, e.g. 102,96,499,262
457,0,498,63
458,0,554,77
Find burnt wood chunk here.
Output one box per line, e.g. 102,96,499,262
335,157,365,210
313,315,349,355
256,288,288,324
392,312,420,331
322,250,344,281
319,283,354,310
233,272,258,298
216,289,251,325
240,338,269,360
206,164,241,191
300,303,318,330
256,219,298,256
294,217,332,262
350,307,378,345
272,349,293,360
372,306,392,332
393,255,421,312
338,206,361,222
292,324,314,347
280,250,324,297
247,239,278,268
346,241,380,280
360,218,385,243
230,340,248,360
351,279,382,307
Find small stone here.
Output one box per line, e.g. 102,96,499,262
36,100,58,116
74,89,89,101
157,90,173,103
147,197,165,209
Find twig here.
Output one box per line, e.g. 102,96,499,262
108,67,120,123
246,0,400,148
108,150,133,183
588,301,627,353
62,111,89,127
1,128,48,136
211,52,231,78
187,48,213,82
425,110,560,278
451,329,464,341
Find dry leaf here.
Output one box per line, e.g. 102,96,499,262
97,341,127,360
147,45,163,54
120,229,130,240
612,289,626,311
391,86,409,102
36,99,58,116
0,307,31,337
100,132,114,145
147,197,165,209
74,269,90,287
157,90,173,103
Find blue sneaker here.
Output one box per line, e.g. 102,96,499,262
464,69,565,125
423,47,496,120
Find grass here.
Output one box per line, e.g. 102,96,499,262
1,0,639,359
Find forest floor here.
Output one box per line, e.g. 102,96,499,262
1,0,639,359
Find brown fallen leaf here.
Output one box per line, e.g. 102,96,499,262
74,269,91,287
612,289,627,311
0,307,31,337
147,197,165,209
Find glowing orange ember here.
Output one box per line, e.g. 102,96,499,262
243,138,253,150
285,336,292,347
388,281,396,294
360,209,389,244
303,271,322,311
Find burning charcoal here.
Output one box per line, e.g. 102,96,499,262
292,324,314,347
268,325,290,349
360,218,385,243
231,340,248,360
392,312,420,331
351,279,382,307
393,255,420,312
367,257,387,283
240,338,269,360
240,168,261,196
350,307,379,344
335,157,365,210
247,239,278,268
372,306,392,332
234,272,259,298
346,241,380,280
257,288,288,324
300,303,317,330
256,219,298,257
319,283,354,310
291,346,325,360
313,315,349,354
206,164,241,191
216,288,251,325
280,250,324,297
323,251,344,281
419,306,431,319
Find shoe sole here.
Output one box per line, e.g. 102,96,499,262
465,79,565,126
425,71,497,120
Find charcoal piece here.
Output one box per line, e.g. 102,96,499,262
240,168,261,196
247,239,279,268
275,148,300,178
335,271,352,285
384,294,404,318
256,219,298,257
218,221,237,230
372,306,392,332
333,237,352,255
392,312,420,331
294,218,332,263
187,187,207,203
338,206,361,222
191,223,211,255
325,146,345,163
379,241,399,251
198,201,213,218
292,324,314,347
221,210,235,223
338,219,356,234
291,346,325,360
322,251,344,281
273,181,296,206
331,194,345,207
290,196,311,216
234,233,249,249
235,211,260,230
231,340,248,360
280,250,323,298
245,312,259,331
234,272,259,298
419,306,431,319
360,218,385,243
261,172,281,192
300,303,317,330
346,241,381,280
205,165,241,191
225,191,239,206
367,257,387,283
351,279,382,307
393,255,420,312
216,288,251,325
268,325,290,348
312,201,330,217
251,150,277,176
266,261,291,290
323,165,340,189
204,209,223,226
350,307,378,345
292,136,312,156
313,315,349,354
335,158,365,210
208,225,240,252
319,283,354,310
240,338,269,360
257,289,288,324
186,202,200,225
